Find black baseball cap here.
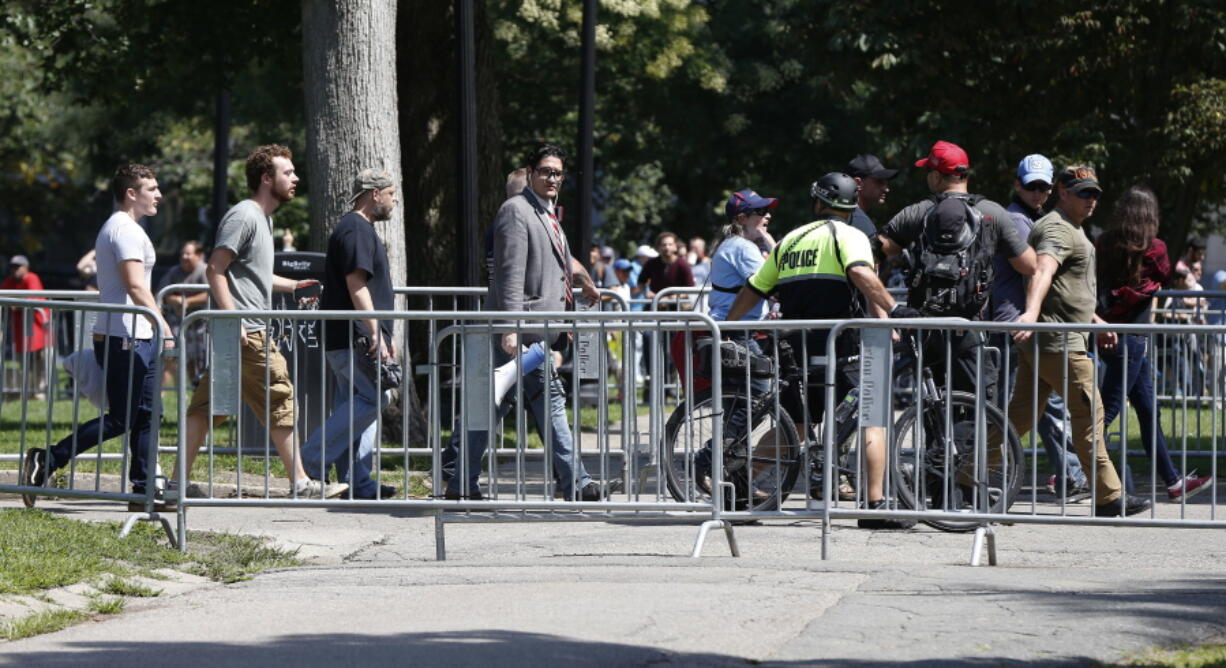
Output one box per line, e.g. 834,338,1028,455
847,154,899,180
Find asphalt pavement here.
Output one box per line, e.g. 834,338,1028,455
2,494,1225,667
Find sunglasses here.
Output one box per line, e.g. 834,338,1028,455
749,207,772,217
535,167,566,181
1075,189,1102,200
1022,181,1052,193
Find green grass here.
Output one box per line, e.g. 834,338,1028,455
1116,401,1226,455
0,509,188,595
96,577,161,598
0,509,300,595
2,608,89,641
87,596,125,615
187,532,300,583
0,508,302,641
1117,642,1226,667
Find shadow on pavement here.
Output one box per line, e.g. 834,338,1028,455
2,629,1102,667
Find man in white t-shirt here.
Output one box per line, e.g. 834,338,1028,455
22,164,176,510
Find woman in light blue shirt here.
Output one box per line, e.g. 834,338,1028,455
708,189,777,322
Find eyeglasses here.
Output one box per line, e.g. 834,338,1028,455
1075,190,1102,200
1022,181,1052,193
535,168,566,181
749,207,772,217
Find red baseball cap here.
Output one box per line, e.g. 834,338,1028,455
914,140,970,175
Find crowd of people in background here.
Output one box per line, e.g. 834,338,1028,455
5,137,1220,516
577,140,1214,521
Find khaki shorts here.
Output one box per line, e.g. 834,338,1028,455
186,329,296,428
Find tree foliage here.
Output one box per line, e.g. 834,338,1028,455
1,0,1225,284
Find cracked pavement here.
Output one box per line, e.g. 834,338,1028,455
2,498,1225,666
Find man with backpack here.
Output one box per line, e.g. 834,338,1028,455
877,140,1036,401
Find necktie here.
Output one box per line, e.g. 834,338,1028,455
548,211,574,306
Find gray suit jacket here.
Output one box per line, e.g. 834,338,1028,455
489,188,571,342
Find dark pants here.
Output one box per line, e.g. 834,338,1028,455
1100,334,1179,487
921,328,998,404
49,336,157,490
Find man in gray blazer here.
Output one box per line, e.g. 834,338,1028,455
444,142,610,502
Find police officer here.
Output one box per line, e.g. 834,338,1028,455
724,172,914,529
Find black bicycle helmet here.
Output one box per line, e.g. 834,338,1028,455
809,172,859,211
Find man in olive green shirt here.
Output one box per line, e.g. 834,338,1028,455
1008,165,1149,516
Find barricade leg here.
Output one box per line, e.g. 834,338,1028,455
118,512,179,549
690,520,739,558
435,512,447,561
969,524,997,567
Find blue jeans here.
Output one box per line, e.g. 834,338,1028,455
991,332,1085,487
49,336,156,490
443,346,591,498
1100,335,1179,487
301,349,391,498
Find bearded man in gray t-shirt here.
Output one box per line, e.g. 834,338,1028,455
173,144,345,500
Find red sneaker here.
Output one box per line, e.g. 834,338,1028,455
1168,472,1214,501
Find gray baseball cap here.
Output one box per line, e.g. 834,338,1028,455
348,168,395,204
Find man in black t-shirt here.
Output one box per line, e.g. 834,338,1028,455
302,168,399,500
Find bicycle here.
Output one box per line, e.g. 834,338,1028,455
661,333,878,513
662,329,1024,531
661,334,801,512
888,330,1024,532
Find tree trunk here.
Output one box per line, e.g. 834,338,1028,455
301,0,414,443
302,0,405,281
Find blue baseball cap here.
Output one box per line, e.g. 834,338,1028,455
1017,154,1054,185
613,258,632,271
725,189,778,219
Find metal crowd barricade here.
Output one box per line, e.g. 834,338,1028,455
0,289,100,405
390,287,630,459
0,296,174,542
1150,290,1225,406
155,283,212,394
674,317,852,556
658,315,1224,563
170,307,733,560
817,318,1224,565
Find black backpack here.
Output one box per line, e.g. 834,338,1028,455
907,193,994,318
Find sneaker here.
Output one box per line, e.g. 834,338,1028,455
354,484,399,500
858,499,916,530
294,479,349,499
20,448,48,509
443,487,484,501
164,481,208,501
1168,472,1214,501
573,479,623,502
1093,494,1152,517
1046,474,1091,501
128,487,177,513
838,474,856,502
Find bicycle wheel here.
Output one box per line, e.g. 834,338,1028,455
663,389,802,512
890,390,1023,532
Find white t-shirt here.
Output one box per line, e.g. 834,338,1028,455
94,211,156,339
